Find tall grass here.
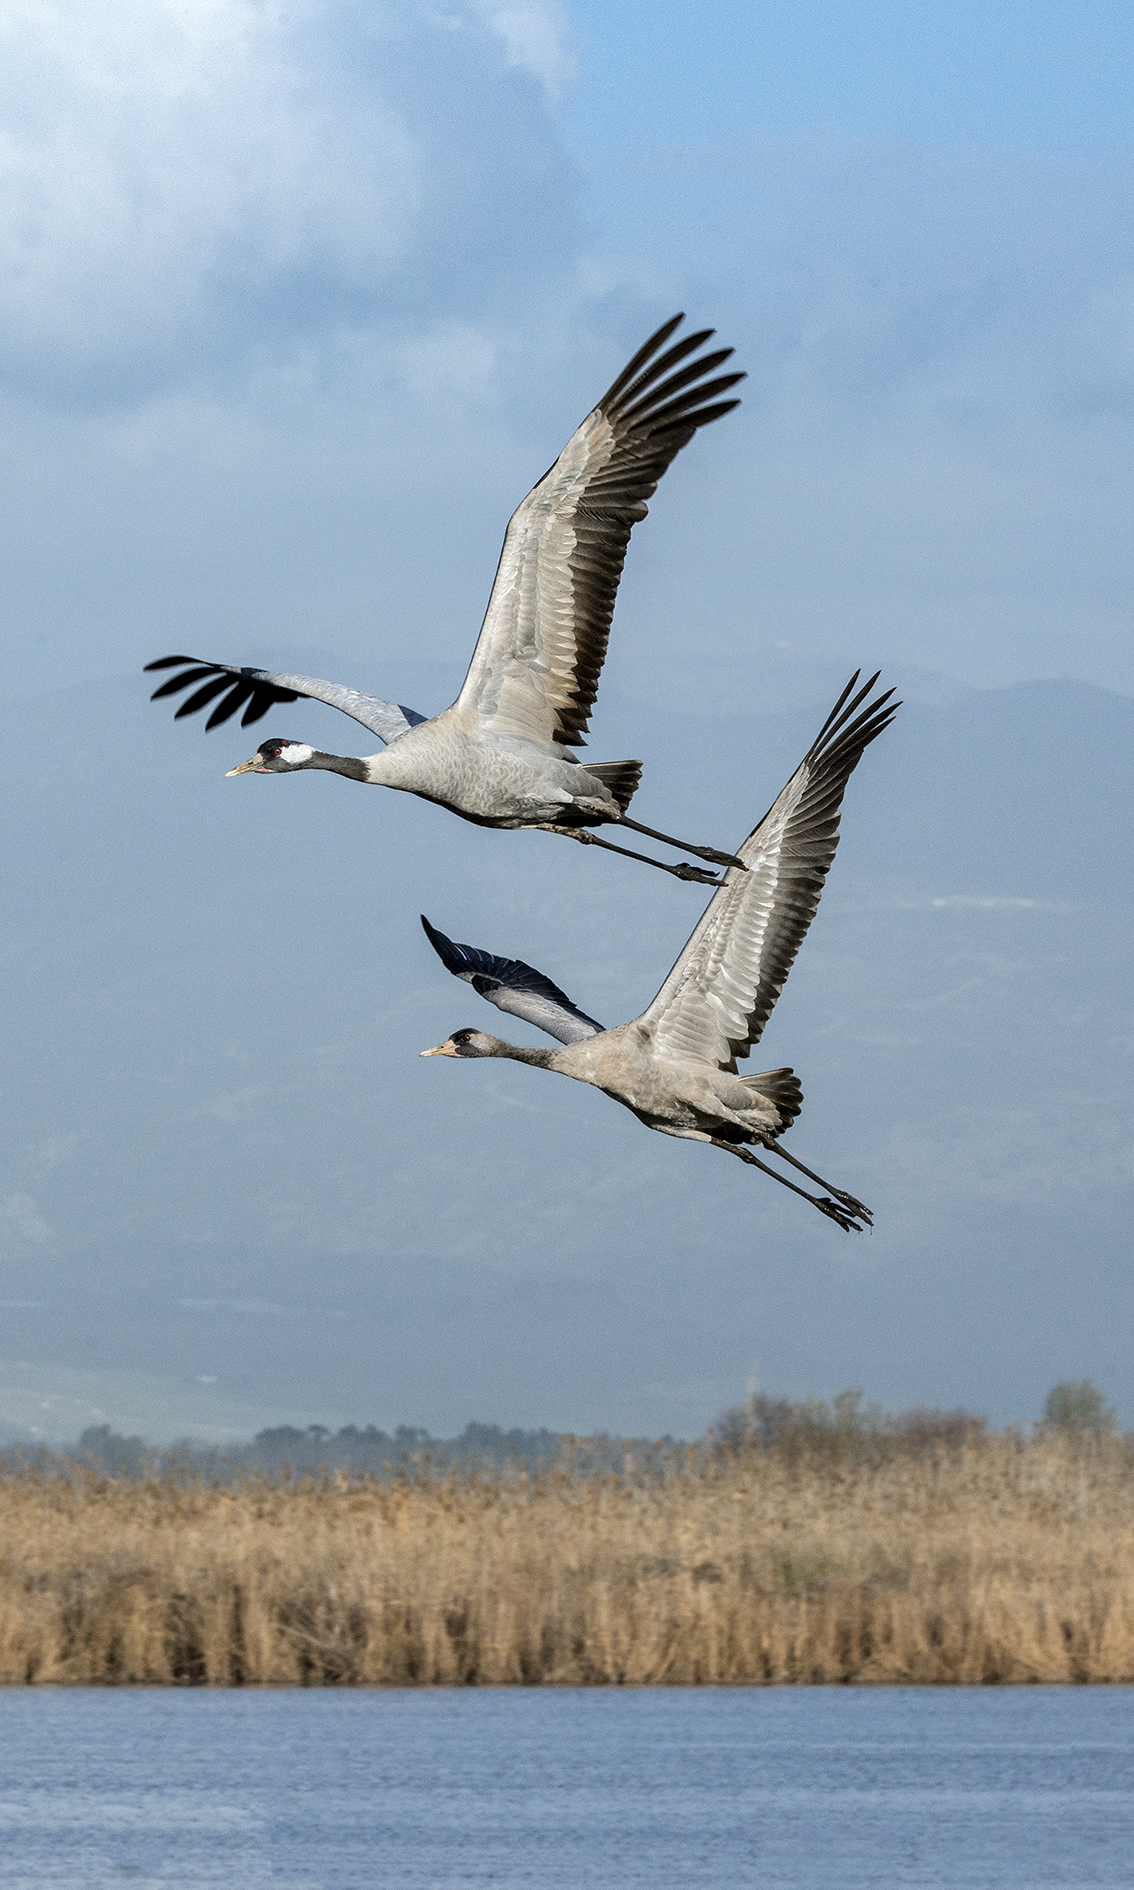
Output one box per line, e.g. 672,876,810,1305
2,1431,1132,1684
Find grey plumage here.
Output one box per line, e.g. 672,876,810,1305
144,316,746,886
422,675,899,1231
420,917,604,1046
641,674,898,1069
454,313,743,752
144,663,425,745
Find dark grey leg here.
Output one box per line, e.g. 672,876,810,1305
709,1138,864,1232
540,826,721,885
618,816,745,871
761,1142,872,1224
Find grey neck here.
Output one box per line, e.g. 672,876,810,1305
303,750,369,783
499,1043,557,1070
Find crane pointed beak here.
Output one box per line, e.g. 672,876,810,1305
225,756,259,776
420,1041,457,1057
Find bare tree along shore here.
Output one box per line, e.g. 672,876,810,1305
1,1391,1132,1687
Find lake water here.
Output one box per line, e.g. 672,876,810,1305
0,1687,1131,1887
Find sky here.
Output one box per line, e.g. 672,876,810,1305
0,1,1132,1440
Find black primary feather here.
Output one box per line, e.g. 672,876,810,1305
145,657,302,729
421,916,605,1038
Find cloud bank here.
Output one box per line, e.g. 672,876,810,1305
0,0,579,402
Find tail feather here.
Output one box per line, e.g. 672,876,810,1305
741,1067,802,1134
585,758,642,813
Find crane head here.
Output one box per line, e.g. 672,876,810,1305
226,739,314,776
420,1029,498,1058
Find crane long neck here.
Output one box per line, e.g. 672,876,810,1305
497,1042,557,1070
302,750,369,782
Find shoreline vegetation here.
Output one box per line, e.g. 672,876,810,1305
2,1388,1132,1687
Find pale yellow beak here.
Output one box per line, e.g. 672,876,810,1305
420,1041,458,1057
225,756,260,776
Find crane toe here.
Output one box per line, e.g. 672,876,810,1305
816,1198,864,1232
835,1191,873,1222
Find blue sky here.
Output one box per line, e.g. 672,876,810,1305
0,2,1132,1440
560,3,1134,151
2,0,1133,703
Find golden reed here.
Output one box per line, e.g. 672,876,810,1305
2,1433,1132,1685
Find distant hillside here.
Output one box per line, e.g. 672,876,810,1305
0,673,1131,1439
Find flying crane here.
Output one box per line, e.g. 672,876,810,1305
421,674,898,1231
146,316,745,885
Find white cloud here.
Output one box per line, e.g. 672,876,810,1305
0,0,579,399
0,3,419,387
468,0,573,100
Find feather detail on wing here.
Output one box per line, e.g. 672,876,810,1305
144,657,426,745
454,315,744,749
421,916,604,1046
638,674,899,1071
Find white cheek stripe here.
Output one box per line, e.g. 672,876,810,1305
281,743,315,764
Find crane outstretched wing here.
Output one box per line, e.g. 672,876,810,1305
638,675,899,1072
144,657,426,746
422,916,604,1046
454,315,744,749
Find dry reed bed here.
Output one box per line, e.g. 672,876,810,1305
2,1435,1132,1685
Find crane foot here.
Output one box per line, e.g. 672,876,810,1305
834,1191,873,1222
815,1197,863,1233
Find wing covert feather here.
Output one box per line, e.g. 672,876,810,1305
454,317,744,748
639,676,899,1070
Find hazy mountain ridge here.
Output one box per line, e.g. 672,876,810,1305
1,673,1131,1438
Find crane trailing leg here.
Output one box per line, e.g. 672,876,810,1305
539,825,722,884
617,815,745,871
652,1121,870,1231
758,1141,873,1225
707,1138,869,1232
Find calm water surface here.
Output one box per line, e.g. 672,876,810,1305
0,1687,1131,1888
